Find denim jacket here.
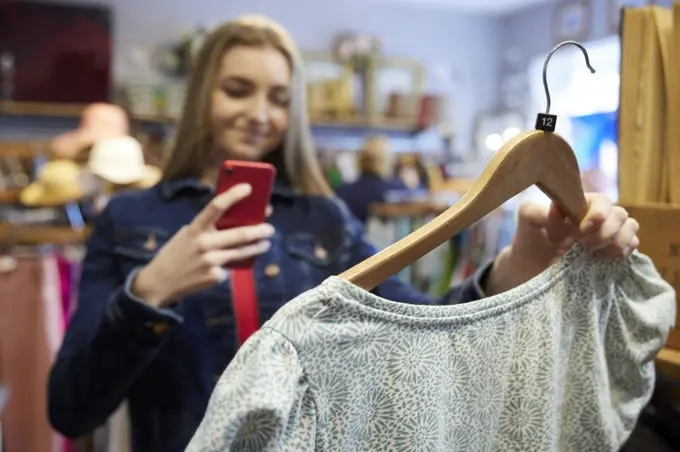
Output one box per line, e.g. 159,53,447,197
48,178,490,452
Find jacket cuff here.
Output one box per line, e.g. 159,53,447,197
106,267,183,346
470,259,493,299
447,260,493,304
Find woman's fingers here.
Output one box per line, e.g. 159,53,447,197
580,206,628,249
203,240,272,267
190,184,252,232
579,194,613,234
197,224,274,251
593,217,639,259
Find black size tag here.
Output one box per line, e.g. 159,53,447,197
535,113,557,132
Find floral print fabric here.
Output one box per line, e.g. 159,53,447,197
187,245,676,452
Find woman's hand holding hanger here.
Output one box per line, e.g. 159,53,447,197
486,193,640,296
131,184,275,308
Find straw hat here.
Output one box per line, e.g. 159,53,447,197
20,160,84,207
88,136,161,187
51,103,130,160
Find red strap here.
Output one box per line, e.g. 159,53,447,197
230,268,260,345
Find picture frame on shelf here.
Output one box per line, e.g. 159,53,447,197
302,51,359,122
374,58,424,120
302,51,342,81
608,0,651,34
552,0,592,44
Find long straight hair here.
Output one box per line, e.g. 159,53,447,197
162,15,332,197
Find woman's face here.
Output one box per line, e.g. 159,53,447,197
210,45,292,161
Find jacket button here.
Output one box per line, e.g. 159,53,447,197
143,233,157,251
148,321,169,335
264,263,280,278
314,244,328,260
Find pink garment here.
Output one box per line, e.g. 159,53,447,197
0,254,76,452
68,260,82,318
41,255,68,452
42,254,63,359
56,256,71,331
0,257,54,452
56,255,75,452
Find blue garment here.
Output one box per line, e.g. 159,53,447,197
335,173,405,224
48,177,489,452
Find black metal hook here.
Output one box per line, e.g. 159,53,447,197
542,41,596,115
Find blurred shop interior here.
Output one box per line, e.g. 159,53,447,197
1,0,680,451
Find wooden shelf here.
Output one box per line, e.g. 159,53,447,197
0,189,21,203
310,115,424,133
437,179,475,195
657,347,680,380
0,141,45,158
0,101,174,125
0,101,83,117
0,223,90,245
1,102,424,133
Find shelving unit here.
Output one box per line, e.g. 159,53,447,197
1,101,424,133
0,101,174,126
0,101,84,118
310,115,424,134
0,140,46,158
0,189,20,204
0,223,90,245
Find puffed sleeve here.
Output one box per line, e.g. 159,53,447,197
599,250,676,436
185,328,316,452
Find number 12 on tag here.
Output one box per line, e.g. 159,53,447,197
535,113,557,132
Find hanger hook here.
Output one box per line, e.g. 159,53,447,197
542,40,596,115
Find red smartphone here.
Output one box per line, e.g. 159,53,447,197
215,160,277,268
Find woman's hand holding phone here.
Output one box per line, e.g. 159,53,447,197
131,184,274,308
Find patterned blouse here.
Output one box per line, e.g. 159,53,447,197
187,244,676,451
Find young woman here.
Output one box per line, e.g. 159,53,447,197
48,15,640,452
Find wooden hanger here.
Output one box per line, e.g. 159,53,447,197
340,41,595,291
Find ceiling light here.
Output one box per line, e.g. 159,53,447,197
485,133,504,152
502,127,521,141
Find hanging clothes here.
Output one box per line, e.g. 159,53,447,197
56,255,72,331
0,249,87,452
186,245,675,451
366,205,516,293
56,253,79,452
0,256,57,452
61,249,131,452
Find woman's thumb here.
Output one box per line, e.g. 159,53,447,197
517,202,572,244
518,202,552,229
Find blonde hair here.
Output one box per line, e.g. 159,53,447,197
162,15,331,197
359,135,390,178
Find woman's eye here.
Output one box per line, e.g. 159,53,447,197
224,86,250,98
270,91,290,107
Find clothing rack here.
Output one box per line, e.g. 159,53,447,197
366,201,516,296
0,241,84,452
